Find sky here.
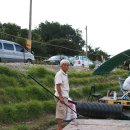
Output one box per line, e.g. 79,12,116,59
0,0,130,56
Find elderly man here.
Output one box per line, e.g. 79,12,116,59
54,59,70,130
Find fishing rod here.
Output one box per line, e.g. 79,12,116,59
28,74,83,117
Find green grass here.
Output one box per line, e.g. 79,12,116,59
0,100,55,123
12,125,29,130
0,64,129,129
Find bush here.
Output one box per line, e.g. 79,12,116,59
42,100,55,113
12,125,29,130
70,89,83,99
27,66,54,78
0,100,55,123
89,64,95,69
1,105,17,123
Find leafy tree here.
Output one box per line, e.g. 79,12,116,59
19,29,28,38
0,22,4,39
15,29,29,47
32,29,41,41
0,22,26,47
2,23,21,41
46,38,80,56
38,21,61,42
31,41,47,57
87,45,110,61
0,22,2,31
37,21,85,55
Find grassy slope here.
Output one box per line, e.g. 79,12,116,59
0,64,128,130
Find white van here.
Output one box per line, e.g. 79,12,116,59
0,39,35,63
73,55,93,67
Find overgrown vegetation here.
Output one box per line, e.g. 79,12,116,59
0,65,128,130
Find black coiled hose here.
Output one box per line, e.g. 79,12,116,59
76,102,123,119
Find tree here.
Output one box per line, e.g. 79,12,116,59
19,29,28,38
31,41,47,57
38,21,61,42
37,21,85,55
87,45,110,61
46,38,80,56
0,21,110,59
15,28,28,47
32,29,41,41
2,23,21,41
0,22,4,39
0,23,26,47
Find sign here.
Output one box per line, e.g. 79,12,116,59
26,39,32,49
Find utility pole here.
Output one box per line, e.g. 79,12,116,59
27,0,32,52
85,26,88,57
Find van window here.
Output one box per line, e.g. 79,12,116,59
0,42,2,49
3,43,14,50
15,44,24,52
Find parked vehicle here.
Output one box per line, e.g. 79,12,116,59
0,39,35,63
68,56,76,66
44,55,69,65
73,55,93,67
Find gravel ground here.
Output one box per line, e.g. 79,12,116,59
0,63,89,72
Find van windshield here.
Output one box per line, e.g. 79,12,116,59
15,44,24,52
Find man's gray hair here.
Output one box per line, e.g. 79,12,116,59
60,59,70,66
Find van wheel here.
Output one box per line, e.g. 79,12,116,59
26,59,32,64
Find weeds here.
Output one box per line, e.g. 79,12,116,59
0,65,128,129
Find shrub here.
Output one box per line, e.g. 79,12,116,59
42,100,55,113
0,75,19,88
0,100,55,123
69,71,92,78
1,105,17,123
26,101,43,119
27,66,54,78
12,125,29,130
70,88,83,99
89,64,95,69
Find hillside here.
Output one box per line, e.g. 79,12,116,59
0,63,128,130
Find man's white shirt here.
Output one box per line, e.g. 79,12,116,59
55,69,69,98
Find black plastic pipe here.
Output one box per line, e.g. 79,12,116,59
76,102,125,119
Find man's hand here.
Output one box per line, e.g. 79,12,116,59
59,96,64,104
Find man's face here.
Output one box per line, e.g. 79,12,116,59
61,63,69,73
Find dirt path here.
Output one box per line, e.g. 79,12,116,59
46,122,69,130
